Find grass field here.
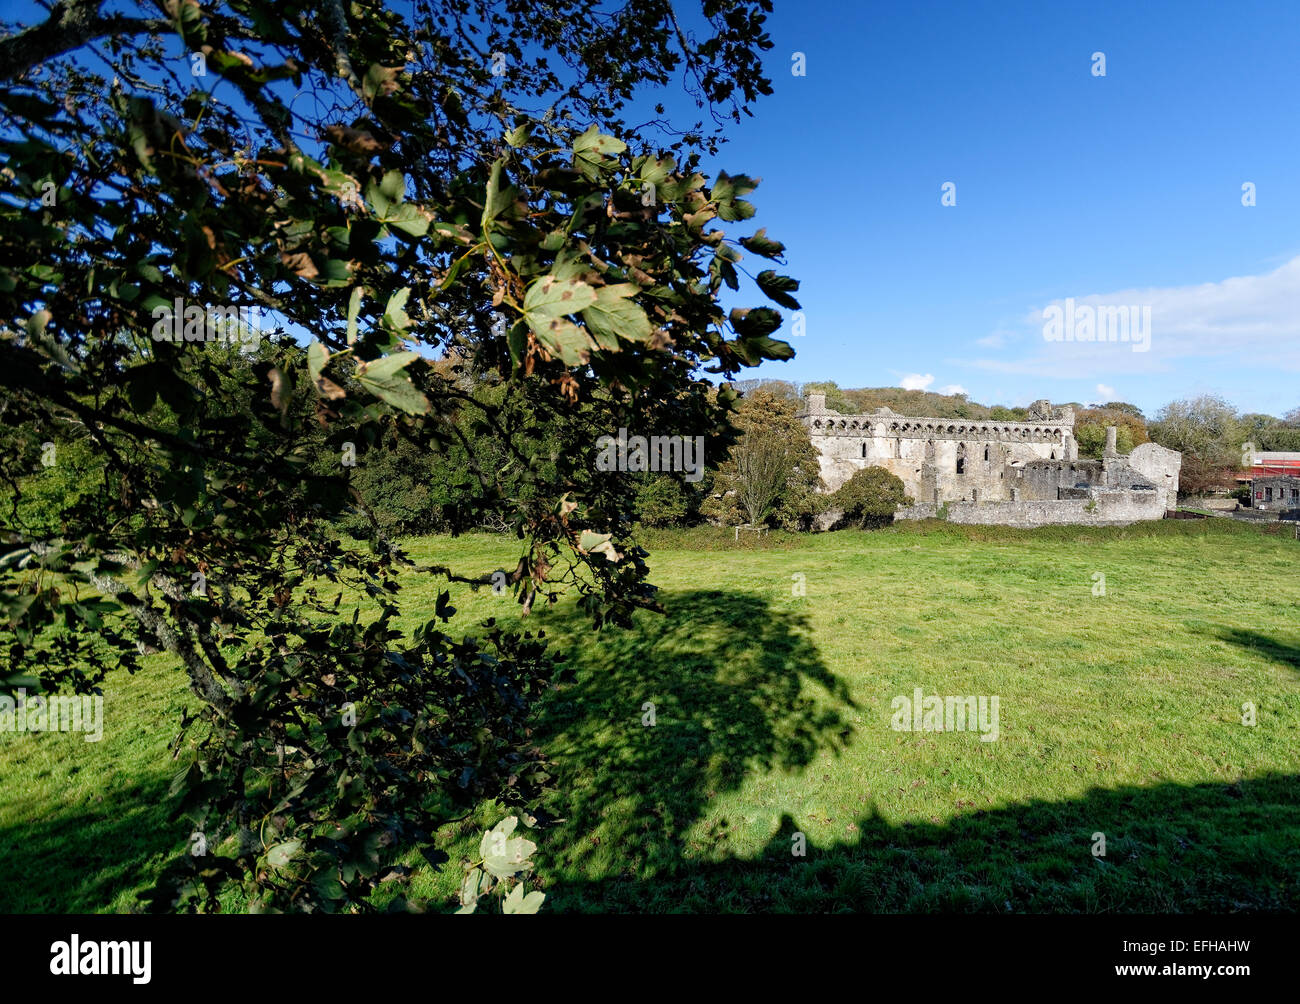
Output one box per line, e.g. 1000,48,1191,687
3,518,1298,912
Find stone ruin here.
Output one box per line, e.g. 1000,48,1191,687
798,394,1181,528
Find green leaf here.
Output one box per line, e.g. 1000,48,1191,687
358,374,429,415
729,306,783,339
637,154,675,187
319,259,352,287
382,202,430,237
506,320,527,368
356,350,430,414
755,270,802,310
711,171,758,222
752,335,795,361
580,284,651,349
267,840,302,869
482,158,519,230
578,530,620,562
381,288,412,332
346,287,362,344
480,817,538,880
522,276,598,363
739,227,786,260
358,350,417,382
313,871,345,900
307,341,328,383
379,170,405,204
730,333,794,365
523,275,596,322
502,883,546,915
536,317,594,366
572,124,627,178
458,866,484,908
572,124,627,158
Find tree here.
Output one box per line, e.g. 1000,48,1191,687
631,472,697,527
0,0,794,912
831,467,910,529
1148,394,1243,496
1098,401,1145,419
702,389,823,529
1074,405,1148,459
1241,411,1300,452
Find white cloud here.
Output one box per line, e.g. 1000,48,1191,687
1096,383,1116,399
958,255,1300,378
939,384,968,396
900,373,934,390
976,328,1017,348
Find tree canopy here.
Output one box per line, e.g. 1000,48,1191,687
0,0,795,912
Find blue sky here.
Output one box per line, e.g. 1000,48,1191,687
694,0,1300,417
9,0,1297,418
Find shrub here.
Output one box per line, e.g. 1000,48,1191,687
831,467,910,529
632,474,698,528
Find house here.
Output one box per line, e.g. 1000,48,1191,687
1250,474,1300,512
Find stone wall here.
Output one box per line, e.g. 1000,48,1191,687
1127,442,1183,509
1013,458,1105,500
895,485,1167,527
800,394,1076,500
796,393,1180,526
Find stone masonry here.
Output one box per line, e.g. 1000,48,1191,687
797,394,1181,527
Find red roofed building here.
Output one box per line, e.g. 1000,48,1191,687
1235,450,1300,483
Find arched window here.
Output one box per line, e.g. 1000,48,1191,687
861,442,866,458
983,445,990,462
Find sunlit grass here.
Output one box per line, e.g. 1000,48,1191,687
3,519,1298,912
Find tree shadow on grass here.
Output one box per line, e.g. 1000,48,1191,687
1212,627,1300,672
0,776,181,912
542,773,1300,913
529,589,859,898
0,588,859,914
522,591,1300,913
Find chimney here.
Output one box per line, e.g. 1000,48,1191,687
1104,426,1118,457
807,393,826,414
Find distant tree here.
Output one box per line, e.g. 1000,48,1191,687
703,390,823,529
731,378,801,403
1099,401,1145,418
632,473,697,527
1074,406,1148,459
802,380,854,414
1237,413,1296,453
1149,394,1243,496
831,467,910,529
1260,428,1300,451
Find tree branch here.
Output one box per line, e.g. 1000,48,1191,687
0,1,168,83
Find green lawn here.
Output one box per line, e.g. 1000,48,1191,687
3,518,1298,912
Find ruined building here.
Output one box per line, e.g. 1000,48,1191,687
798,394,1181,527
